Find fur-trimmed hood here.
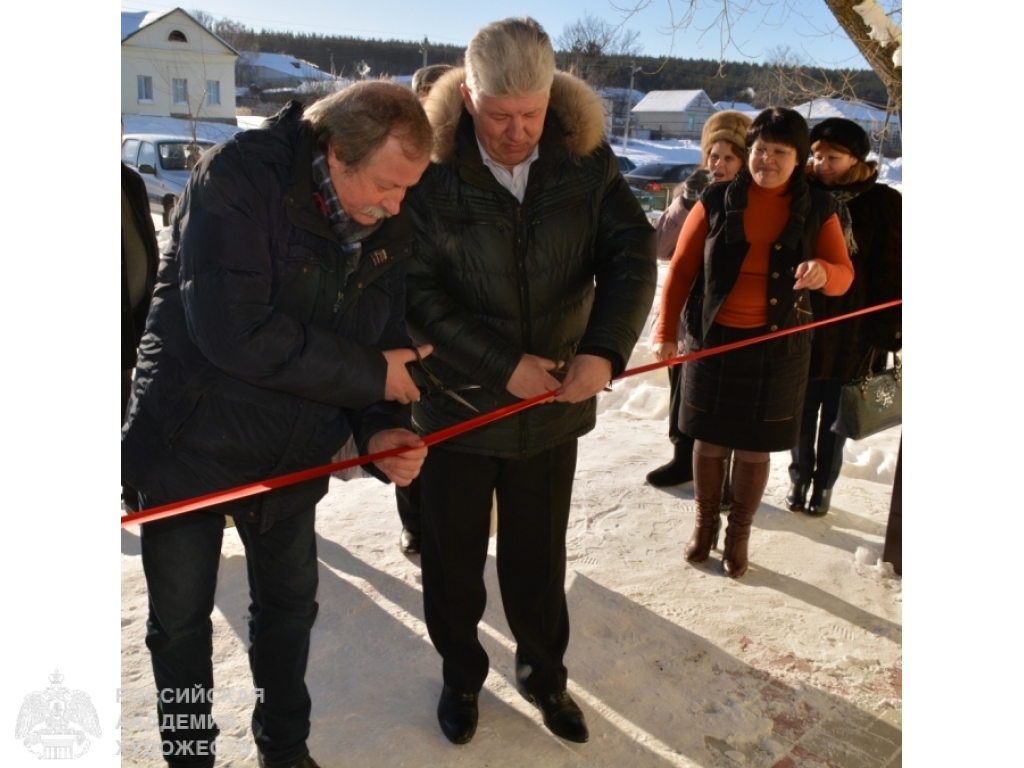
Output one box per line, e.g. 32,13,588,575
422,67,608,164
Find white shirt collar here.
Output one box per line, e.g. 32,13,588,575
475,135,539,203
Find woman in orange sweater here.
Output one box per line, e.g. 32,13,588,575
651,108,853,577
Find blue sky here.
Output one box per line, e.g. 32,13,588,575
121,0,871,69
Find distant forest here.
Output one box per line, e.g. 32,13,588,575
244,30,889,107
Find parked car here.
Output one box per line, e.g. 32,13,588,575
623,162,701,211
615,154,637,173
121,134,215,225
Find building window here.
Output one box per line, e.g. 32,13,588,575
137,75,153,102
172,78,188,106
206,80,221,106
168,30,188,42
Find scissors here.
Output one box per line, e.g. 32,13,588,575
409,347,480,413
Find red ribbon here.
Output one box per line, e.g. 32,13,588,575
121,299,901,528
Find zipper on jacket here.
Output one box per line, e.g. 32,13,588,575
514,204,531,456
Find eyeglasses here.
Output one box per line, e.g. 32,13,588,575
750,146,795,162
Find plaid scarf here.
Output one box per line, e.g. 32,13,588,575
310,148,382,287
828,189,859,256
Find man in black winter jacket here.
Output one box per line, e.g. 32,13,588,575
121,159,158,511
407,18,656,747
121,82,433,768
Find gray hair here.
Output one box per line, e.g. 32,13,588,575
302,80,432,169
464,17,555,99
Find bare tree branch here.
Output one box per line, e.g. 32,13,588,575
608,0,901,108
823,0,900,107
556,13,644,87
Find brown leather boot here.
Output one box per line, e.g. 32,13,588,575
722,456,771,578
685,453,727,562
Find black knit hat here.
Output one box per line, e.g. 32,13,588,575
809,118,870,161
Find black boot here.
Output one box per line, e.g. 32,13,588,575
805,485,832,516
786,483,808,512
646,443,694,487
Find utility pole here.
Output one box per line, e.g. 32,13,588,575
622,59,639,151
419,37,429,68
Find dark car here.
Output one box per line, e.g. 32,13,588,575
122,134,215,225
623,162,701,211
615,154,637,173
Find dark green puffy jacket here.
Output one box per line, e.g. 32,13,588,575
406,70,657,459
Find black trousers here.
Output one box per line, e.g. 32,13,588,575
667,364,696,450
789,378,847,490
419,441,578,696
395,479,421,535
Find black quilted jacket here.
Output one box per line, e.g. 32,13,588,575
406,71,656,458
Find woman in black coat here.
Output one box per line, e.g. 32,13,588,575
786,118,902,516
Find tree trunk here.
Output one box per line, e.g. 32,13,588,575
823,0,901,109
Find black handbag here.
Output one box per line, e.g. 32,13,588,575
831,351,902,440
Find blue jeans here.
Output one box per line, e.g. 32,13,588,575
140,501,319,768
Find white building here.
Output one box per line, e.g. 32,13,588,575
790,98,901,152
122,8,237,124
629,90,717,140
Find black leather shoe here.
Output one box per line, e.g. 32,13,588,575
399,527,421,554
646,455,694,487
437,685,478,744
786,483,808,512
805,487,832,517
517,686,589,743
257,755,321,768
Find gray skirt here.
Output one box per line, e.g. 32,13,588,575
679,323,812,452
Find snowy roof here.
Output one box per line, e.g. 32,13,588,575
121,10,152,41
790,98,900,127
120,7,237,54
598,88,645,106
714,101,756,112
250,52,335,82
293,77,355,94
632,90,709,113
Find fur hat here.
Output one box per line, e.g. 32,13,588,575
809,118,870,161
701,110,752,157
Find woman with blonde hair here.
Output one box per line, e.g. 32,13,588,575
647,110,752,487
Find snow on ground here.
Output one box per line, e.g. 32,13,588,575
122,130,902,768
122,114,243,143
614,137,704,166
120,409,901,767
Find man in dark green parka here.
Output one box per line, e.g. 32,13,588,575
406,17,656,747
